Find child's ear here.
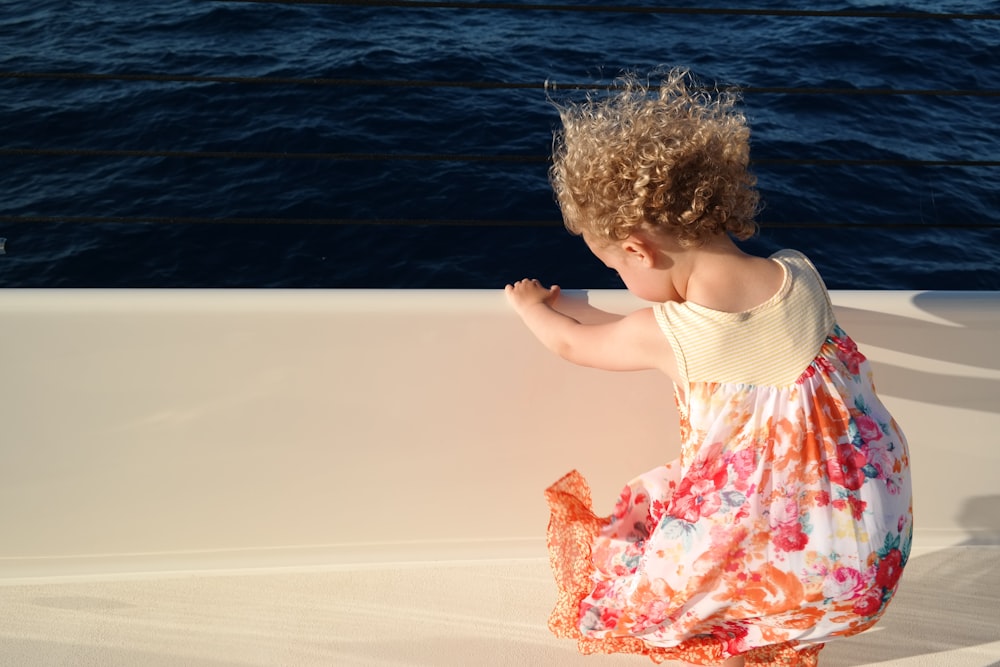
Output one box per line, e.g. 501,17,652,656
622,236,655,267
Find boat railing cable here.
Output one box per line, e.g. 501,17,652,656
208,0,1000,22
2,215,997,230
2,71,999,98
0,147,996,170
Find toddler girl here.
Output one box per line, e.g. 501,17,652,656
505,69,912,667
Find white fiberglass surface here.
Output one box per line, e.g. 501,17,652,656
0,547,998,666
0,289,999,664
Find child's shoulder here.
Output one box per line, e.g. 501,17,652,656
770,248,824,278
685,252,787,315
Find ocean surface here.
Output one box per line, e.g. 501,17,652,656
1,0,998,289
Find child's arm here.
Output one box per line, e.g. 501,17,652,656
505,279,674,375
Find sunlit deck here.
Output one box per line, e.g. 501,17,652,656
2,289,998,665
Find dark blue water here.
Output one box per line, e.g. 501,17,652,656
1,1,998,289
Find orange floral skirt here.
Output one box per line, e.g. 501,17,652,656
546,470,825,667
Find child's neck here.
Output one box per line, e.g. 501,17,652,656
670,236,779,312
659,234,741,297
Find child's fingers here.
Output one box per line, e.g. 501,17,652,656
504,279,556,306
506,278,542,287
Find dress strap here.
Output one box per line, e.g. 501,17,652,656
653,302,688,388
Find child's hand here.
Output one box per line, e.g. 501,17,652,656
504,278,561,314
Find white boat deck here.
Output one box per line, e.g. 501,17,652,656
0,547,998,666
2,289,999,666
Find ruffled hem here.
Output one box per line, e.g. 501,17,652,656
544,470,824,667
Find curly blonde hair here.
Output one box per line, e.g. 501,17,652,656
549,68,759,247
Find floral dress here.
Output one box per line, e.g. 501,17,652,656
545,251,913,667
